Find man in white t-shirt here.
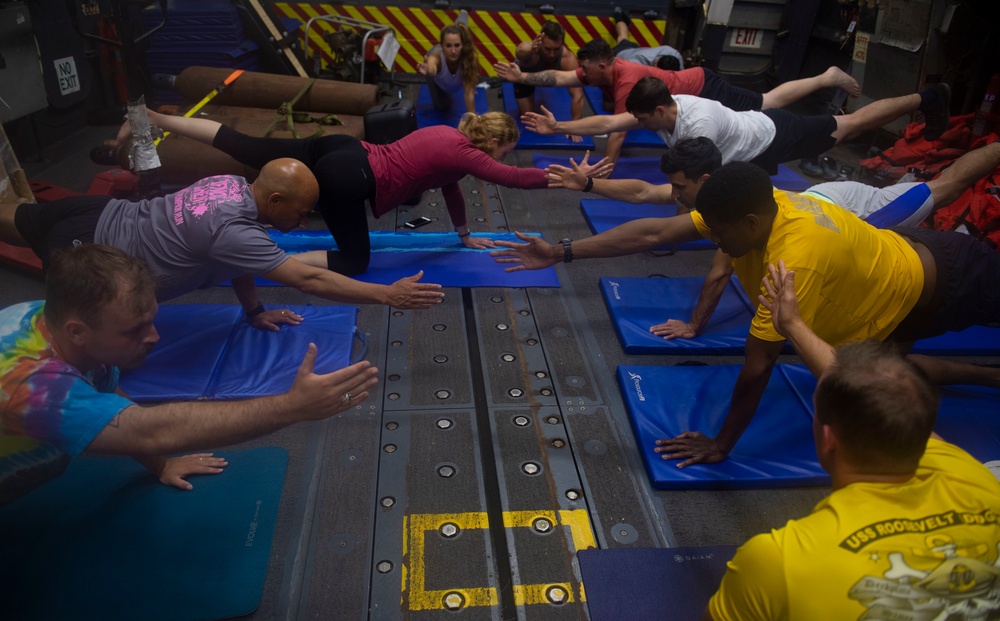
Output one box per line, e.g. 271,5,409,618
524,76,952,174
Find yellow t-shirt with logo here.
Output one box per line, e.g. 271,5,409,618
708,439,1000,621
690,189,924,343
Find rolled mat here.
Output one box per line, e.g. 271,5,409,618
175,66,379,116
120,304,357,401
0,446,288,621
500,82,594,149
252,230,560,288
579,546,737,621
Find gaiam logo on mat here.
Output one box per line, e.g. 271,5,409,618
674,553,714,563
628,370,645,401
609,280,621,300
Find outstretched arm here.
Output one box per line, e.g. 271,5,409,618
89,350,379,456
654,334,785,466
523,107,638,137
491,214,702,271
265,257,445,310
494,62,582,87
651,250,734,339
545,162,671,203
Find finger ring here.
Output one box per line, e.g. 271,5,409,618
281,310,286,315
341,392,352,403
199,457,204,461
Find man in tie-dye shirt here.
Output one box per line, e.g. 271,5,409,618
0,245,378,506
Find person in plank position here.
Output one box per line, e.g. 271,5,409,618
511,21,585,141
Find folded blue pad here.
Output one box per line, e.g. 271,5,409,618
582,200,717,251
416,83,489,128
618,363,1000,489
601,276,1000,356
578,546,737,621
618,363,829,489
120,304,357,401
501,82,595,149
583,86,664,147
533,155,811,192
261,230,560,288
0,447,287,621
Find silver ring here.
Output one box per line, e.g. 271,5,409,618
341,392,352,403
281,310,286,315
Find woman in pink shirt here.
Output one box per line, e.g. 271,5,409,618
137,109,608,275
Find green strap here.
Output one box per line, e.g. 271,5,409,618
261,78,317,138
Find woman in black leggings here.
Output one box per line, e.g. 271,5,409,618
137,109,610,276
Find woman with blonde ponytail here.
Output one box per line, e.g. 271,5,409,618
417,12,480,113
133,110,611,275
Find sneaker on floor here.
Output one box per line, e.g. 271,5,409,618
613,6,629,25
921,82,951,141
800,156,823,178
821,156,839,181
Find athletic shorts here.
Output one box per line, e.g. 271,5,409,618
13,196,111,268
611,40,640,56
697,69,764,112
886,227,1000,342
750,109,837,175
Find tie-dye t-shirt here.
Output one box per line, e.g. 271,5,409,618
0,301,133,505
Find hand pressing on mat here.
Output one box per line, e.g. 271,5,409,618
456,225,496,250
654,431,727,468
491,232,560,271
386,271,446,309
159,454,228,491
249,308,303,333
650,319,696,340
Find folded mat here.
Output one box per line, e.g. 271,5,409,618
578,546,737,621
120,304,357,401
601,276,1000,356
255,230,560,288
416,83,489,128
618,363,1000,489
500,82,594,149
0,447,287,621
582,200,716,251
583,86,665,147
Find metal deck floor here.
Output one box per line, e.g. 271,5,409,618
11,88,990,620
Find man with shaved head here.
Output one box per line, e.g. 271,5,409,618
1,159,444,329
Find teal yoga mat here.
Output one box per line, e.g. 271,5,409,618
0,447,288,621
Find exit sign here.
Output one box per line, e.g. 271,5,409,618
729,28,762,49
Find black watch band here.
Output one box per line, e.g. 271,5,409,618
246,303,266,319
559,238,573,263
582,175,594,193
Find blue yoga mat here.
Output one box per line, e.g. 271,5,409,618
618,363,829,489
583,86,664,147
533,155,811,192
579,546,736,621
500,82,594,149
416,83,489,128
0,447,287,621
619,363,1000,489
258,230,560,288
582,200,717,251
601,276,1000,356
121,304,358,401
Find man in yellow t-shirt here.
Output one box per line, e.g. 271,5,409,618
706,262,1000,621
491,162,1000,466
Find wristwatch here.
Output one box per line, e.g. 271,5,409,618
559,238,573,263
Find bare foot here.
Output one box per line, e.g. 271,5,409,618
824,66,860,97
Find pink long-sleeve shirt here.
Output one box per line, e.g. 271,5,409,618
363,126,547,227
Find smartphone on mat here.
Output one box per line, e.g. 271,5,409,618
404,216,433,229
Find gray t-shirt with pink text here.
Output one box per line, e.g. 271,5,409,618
95,175,286,301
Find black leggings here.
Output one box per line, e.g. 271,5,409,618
214,125,376,275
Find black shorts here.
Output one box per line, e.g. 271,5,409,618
750,109,837,175
13,196,111,268
887,227,1000,342
611,40,640,56
697,68,764,112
